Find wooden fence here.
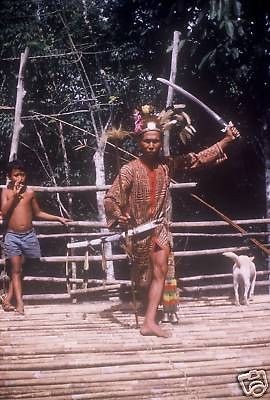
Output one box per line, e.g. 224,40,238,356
0,183,269,301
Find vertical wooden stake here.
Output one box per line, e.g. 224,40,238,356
163,31,180,156
9,47,29,161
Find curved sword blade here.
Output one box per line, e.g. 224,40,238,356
157,77,228,130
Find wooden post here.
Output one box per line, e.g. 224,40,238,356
163,31,180,156
263,131,270,293
162,32,181,320
94,134,115,281
9,47,29,161
59,122,78,300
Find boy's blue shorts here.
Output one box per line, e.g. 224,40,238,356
4,229,41,259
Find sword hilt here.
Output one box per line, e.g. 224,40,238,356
221,121,241,140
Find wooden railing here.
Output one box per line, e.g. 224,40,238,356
0,183,269,301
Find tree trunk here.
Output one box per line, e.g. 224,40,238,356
9,47,29,161
93,148,115,281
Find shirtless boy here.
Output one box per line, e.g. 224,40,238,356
1,159,70,315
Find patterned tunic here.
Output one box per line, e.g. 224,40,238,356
104,142,227,287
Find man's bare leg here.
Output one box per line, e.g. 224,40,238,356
10,255,24,314
140,244,171,338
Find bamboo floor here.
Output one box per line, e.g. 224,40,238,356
1,294,270,400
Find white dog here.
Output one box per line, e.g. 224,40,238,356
222,252,256,305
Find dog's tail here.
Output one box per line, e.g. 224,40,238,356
222,251,239,264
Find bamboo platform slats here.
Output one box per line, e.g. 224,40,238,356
0,295,270,399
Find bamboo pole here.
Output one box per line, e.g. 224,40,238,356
1,344,269,370
2,276,130,284
171,218,270,227
0,182,196,191
0,244,259,266
0,246,245,266
1,271,270,285
172,231,270,237
0,362,269,387
0,217,269,228
70,284,122,295
174,245,250,256
179,270,270,282
39,254,126,262
2,230,270,240
180,280,270,292
0,220,106,227
191,193,270,255
1,354,269,381
22,293,71,300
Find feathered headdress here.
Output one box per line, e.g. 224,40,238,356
133,104,196,144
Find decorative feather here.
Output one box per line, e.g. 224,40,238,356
173,104,186,109
158,109,174,125
181,111,192,125
179,126,195,145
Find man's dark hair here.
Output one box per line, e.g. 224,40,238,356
7,159,27,177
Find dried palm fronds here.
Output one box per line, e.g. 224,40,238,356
106,125,130,142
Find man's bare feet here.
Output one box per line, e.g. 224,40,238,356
140,322,172,338
15,304,25,315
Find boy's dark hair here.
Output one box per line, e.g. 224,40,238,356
7,159,27,177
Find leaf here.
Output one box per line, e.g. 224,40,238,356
108,95,118,104
178,39,186,51
238,26,244,37
224,20,234,39
217,0,223,21
198,49,216,70
223,0,230,20
210,0,217,20
231,47,239,59
233,1,242,17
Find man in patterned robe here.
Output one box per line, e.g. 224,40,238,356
104,120,239,337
